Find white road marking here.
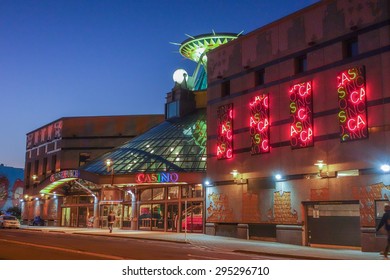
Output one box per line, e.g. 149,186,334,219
0,238,130,260
187,254,221,260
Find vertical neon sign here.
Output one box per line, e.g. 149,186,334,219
250,94,270,154
338,66,367,142
217,103,233,159
289,81,313,149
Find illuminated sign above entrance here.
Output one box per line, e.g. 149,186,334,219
135,173,179,184
50,170,79,182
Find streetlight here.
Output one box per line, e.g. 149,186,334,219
105,159,114,185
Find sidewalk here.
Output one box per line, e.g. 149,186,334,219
20,226,383,260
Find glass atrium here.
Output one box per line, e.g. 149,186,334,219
82,109,207,175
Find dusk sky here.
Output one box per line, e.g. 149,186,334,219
1,0,318,168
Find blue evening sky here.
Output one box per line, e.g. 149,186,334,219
0,0,318,168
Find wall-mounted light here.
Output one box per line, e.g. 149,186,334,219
275,174,282,181
230,170,246,184
204,180,211,186
381,164,390,172
315,160,327,177
230,170,239,180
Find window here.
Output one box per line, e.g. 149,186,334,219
152,188,165,200
255,69,265,86
295,55,307,74
166,101,179,119
34,160,39,176
181,185,203,198
26,162,31,184
221,80,230,97
168,186,179,199
140,189,152,201
43,158,47,177
79,153,91,166
344,37,358,58
51,155,57,173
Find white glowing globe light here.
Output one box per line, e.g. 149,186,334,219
173,69,188,84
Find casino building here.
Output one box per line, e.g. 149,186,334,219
22,32,239,233
205,0,390,251
21,114,164,226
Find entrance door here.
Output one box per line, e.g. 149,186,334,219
306,202,361,247
61,207,70,227
181,202,203,233
100,205,120,228
78,207,87,227
167,204,179,232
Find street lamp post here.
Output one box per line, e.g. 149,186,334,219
105,159,114,185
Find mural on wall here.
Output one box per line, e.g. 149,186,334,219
310,187,330,201
267,191,298,224
242,192,261,223
0,176,9,210
48,199,59,219
0,166,24,212
206,192,234,222
359,182,390,227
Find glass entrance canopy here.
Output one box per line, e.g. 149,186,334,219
82,109,206,175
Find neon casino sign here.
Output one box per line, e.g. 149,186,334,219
135,173,179,183
337,66,367,142
289,81,313,149
216,103,233,159
249,94,270,154
50,170,79,182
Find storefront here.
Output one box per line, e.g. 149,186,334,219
80,107,207,233
123,183,204,232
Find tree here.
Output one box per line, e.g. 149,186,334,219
6,206,21,220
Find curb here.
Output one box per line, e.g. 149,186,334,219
233,250,335,260
72,231,189,244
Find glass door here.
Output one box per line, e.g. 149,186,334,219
61,207,70,227
181,202,203,233
167,203,179,232
78,207,87,227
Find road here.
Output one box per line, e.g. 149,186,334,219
0,229,293,260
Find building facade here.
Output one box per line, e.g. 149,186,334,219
206,0,390,251
22,114,164,226
20,32,239,233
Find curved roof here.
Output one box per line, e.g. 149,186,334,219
179,33,240,63
82,109,207,175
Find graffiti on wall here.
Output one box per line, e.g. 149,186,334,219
310,187,329,201
0,166,24,212
206,192,234,222
359,182,390,227
242,192,261,223
267,191,298,224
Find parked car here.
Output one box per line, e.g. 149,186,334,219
0,215,21,229
32,216,45,226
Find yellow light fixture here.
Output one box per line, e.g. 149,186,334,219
230,169,239,179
